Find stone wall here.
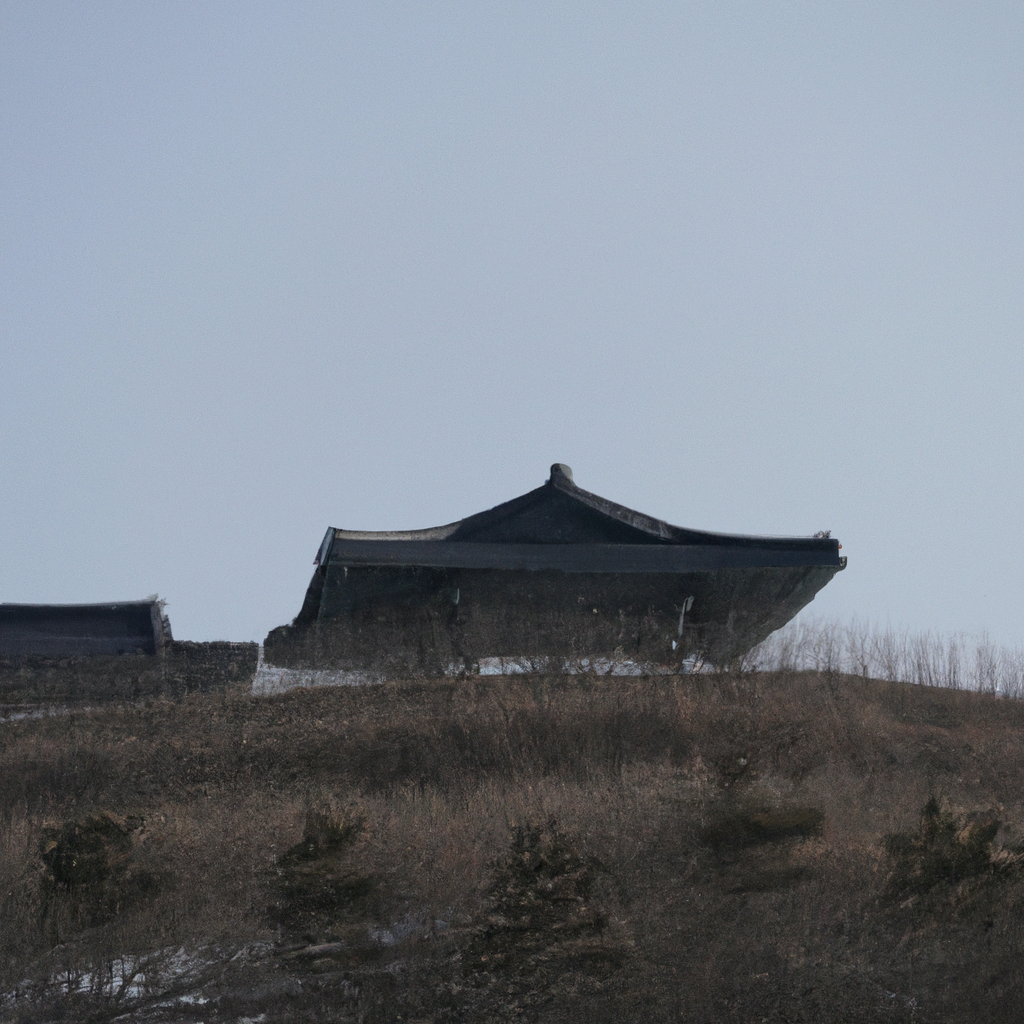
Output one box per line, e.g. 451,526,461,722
0,641,259,706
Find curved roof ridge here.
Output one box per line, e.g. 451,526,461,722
550,465,833,548
329,484,551,543
320,465,833,552
548,469,674,540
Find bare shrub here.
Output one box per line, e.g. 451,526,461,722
999,646,1024,699
748,616,1024,696
975,632,1000,695
942,632,966,690
843,616,873,678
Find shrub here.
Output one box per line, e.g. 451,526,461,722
460,818,628,986
884,796,1000,897
270,803,376,938
39,811,160,927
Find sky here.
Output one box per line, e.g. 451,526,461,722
2,2,1023,644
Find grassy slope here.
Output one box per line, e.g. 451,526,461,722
3,670,1024,1022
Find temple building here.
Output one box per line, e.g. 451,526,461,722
0,599,171,659
264,464,845,675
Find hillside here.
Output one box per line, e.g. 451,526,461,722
3,669,1024,1022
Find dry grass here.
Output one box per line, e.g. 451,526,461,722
3,669,1024,1021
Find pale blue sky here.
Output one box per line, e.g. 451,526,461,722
2,3,1022,643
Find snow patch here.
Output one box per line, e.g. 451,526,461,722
251,646,383,694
